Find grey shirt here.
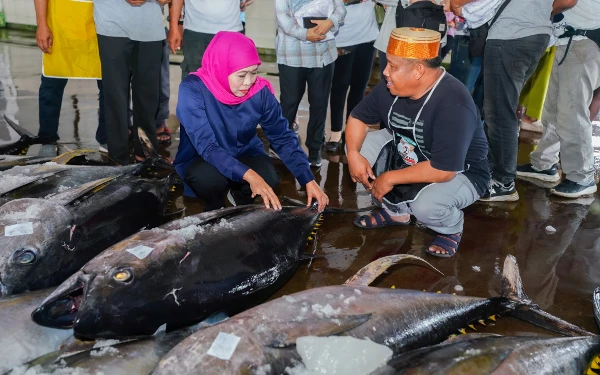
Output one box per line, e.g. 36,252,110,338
93,0,165,42
488,0,553,40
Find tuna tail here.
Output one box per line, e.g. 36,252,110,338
501,255,594,337
281,196,377,213
344,254,443,286
50,149,96,165
138,127,158,159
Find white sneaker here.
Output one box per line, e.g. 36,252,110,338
99,144,108,153
519,119,543,133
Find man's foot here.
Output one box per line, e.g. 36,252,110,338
156,124,172,144
479,179,519,202
309,150,322,168
426,232,462,258
37,144,57,157
353,210,410,229
516,163,560,182
550,179,597,198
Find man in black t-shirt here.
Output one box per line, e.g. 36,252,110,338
346,27,489,258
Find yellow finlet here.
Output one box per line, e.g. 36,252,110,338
307,236,313,241
437,291,441,294
488,315,496,322
448,334,457,339
391,285,396,289
458,329,466,335
468,324,477,331
478,320,486,326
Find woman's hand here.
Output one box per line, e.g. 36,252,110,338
305,181,329,212
243,169,282,210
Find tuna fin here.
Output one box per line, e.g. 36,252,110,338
51,149,95,165
344,254,443,286
0,171,62,196
50,175,122,206
443,333,502,344
4,114,36,138
161,205,259,231
262,314,372,348
281,196,377,214
501,255,594,337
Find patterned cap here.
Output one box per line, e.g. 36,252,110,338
387,27,441,60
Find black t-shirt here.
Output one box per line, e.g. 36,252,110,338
351,73,490,196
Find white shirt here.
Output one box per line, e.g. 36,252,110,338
336,1,379,47
461,0,503,29
552,0,600,46
184,0,243,34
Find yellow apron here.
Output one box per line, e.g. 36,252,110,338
42,0,101,79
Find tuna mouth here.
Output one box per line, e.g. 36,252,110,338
31,280,85,328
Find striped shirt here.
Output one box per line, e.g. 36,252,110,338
275,0,346,68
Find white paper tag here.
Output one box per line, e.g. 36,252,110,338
206,332,241,360
5,222,34,237
126,245,154,260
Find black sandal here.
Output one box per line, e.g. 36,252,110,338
353,210,410,229
425,232,463,258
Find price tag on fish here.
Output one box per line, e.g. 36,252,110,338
126,245,154,260
4,222,34,237
206,332,241,360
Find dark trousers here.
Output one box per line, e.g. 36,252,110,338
38,76,105,144
184,154,280,211
378,49,386,80
448,35,483,93
483,35,549,184
330,42,375,132
278,63,334,156
181,29,215,79
97,35,162,165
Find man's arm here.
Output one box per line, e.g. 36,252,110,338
168,0,184,53
346,115,376,189
275,0,311,41
552,0,577,15
34,0,52,53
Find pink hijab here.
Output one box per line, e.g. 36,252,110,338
191,31,275,106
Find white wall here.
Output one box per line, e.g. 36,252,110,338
0,0,277,50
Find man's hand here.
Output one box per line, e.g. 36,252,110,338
370,172,394,202
126,0,146,6
243,169,282,210
347,151,376,190
306,27,326,42
311,19,334,35
168,27,182,54
36,23,53,54
305,180,329,212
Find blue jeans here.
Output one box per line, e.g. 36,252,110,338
38,75,106,144
448,35,482,93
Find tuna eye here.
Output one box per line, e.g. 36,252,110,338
13,249,37,265
113,269,132,283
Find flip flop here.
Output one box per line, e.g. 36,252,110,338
353,210,410,229
425,232,463,258
156,124,172,144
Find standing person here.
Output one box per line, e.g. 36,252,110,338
447,0,571,201
93,0,167,165
240,0,254,35
275,0,346,168
168,0,243,79
174,32,328,211
34,0,106,153
156,22,172,144
517,0,599,198
326,0,379,153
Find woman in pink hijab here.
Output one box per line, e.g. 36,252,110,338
174,31,328,212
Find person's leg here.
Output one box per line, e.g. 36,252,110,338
97,35,135,165
131,40,163,159
233,154,281,205
181,30,215,80
95,80,107,146
552,39,599,187
440,35,454,60
184,157,230,211
38,75,68,143
278,64,307,131
346,42,375,121
448,36,472,88
483,35,549,186
155,30,171,135
329,51,355,134
306,62,335,161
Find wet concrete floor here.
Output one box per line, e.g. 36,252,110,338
1,40,600,339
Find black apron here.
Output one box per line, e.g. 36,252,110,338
372,70,446,208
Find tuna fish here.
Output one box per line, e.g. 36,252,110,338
0,288,72,373
31,203,345,339
0,116,39,156
0,173,175,296
150,255,593,375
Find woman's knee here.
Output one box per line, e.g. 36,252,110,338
184,160,229,196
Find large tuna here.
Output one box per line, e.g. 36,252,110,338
31,203,344,339
0,288,72,373
0,173,175,296
151,255,593,375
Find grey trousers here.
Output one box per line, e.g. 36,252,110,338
530,39,600,186
361,129,479,234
